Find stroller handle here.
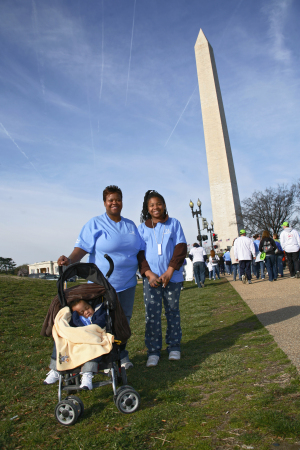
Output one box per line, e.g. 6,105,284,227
104,254,114,279
58,255,114,279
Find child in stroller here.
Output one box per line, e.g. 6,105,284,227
41,259,140,425
44,298,107,390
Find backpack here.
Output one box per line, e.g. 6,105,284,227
263,240,273,254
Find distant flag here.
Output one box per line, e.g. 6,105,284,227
226,238,230,241
218,239,222,242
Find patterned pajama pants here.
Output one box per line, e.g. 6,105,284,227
143,278,182,357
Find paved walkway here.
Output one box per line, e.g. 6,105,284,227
226,271,300,372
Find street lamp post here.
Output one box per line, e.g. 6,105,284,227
202,217,214,250
189,199,202,246
207,220,215,250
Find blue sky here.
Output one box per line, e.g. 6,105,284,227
1,0,300,265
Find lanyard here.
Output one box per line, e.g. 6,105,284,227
152,220,165,255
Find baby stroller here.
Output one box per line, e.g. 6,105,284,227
42,256,140,426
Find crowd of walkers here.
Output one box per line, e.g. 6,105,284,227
218,222,300,284
188,221,300,287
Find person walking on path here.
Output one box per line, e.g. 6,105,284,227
280,222,300,278
207,260,213,280
189,243,207,288
273,233,284,278
223,250,232,275
253,234,265,280
209,250,220,280
234,230,256,284
218,254,225,275
230,239,240,281
259,231,278,282
138,190,187,368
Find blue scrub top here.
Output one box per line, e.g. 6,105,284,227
75,213,143,292
224,251,231,261
138,217,186,283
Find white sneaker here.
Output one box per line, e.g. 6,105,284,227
146,355,160,367
169,351,181,361
121,361,133,370
43,369,60,385
80,372,94,390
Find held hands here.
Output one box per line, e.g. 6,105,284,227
145,270,161,288
57,255,71,266
158,267,175,288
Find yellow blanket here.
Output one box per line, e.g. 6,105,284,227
52,307,114,370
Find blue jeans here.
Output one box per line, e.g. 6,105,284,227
209,270,213,280
225,263,231,274
117,286,136,362
252,261,258,278
143,278,182,357
276,255,283,277
257,260,265,279
193,261,206,287
232,263,239,281
212,265,220,279
265,255,277,281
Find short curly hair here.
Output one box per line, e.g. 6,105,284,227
103,185,123,202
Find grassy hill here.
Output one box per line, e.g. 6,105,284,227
1,275,300,449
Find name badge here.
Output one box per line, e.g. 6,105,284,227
158,244,162,255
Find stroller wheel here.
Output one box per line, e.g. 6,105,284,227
65,395,84,418
114,384,133,404
116,388,140,414
55,400,79,426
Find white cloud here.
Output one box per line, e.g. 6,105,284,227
262,0,293,63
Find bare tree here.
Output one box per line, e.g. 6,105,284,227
241,183,300,235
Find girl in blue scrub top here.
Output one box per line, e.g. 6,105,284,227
57,185,144,370
138,190,187,368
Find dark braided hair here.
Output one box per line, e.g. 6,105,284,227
140,190,168,223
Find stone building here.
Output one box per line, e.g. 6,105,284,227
28,260,59,275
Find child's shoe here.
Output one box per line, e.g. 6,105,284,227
80,372,94,390
43,369,60,385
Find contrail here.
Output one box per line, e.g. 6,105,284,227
86,77,96,166
31,0,45,98
0,123,40,174
99,0,104,101
125,0,137,105
164,86,197,147
216,0,245,49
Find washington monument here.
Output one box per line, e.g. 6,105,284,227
195,29,243,246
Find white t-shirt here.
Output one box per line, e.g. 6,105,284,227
189,246,206,263
280,228,300,253
234,236,256,261
206,261,213,271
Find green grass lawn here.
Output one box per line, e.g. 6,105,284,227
1,275,300,449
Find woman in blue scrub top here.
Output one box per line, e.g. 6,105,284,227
57,185,144,370
138,190,187,368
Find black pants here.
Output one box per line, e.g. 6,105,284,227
239,260,251,280
286,251,300,276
